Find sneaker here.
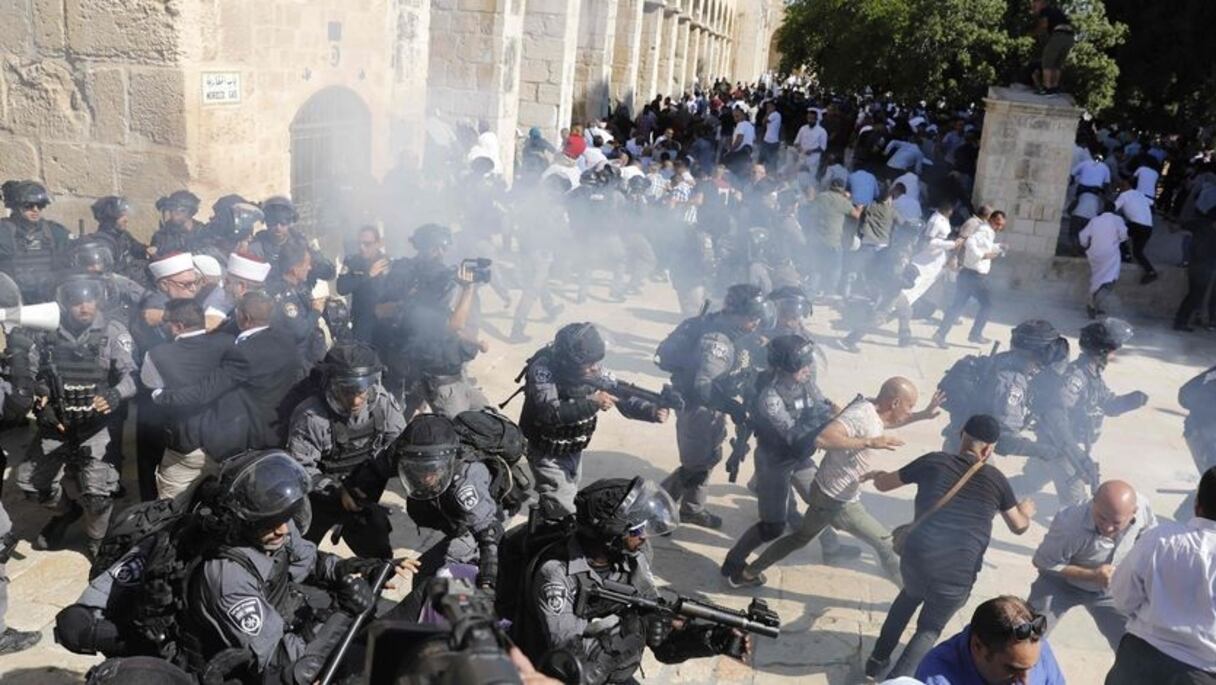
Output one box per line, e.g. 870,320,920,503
838,337,860,353
542,303,565,323
897,333,913,348
968,334,992,345
0,628,41,655
680,510,723,529
507,326,530,344
932,333,948,349
32,504,83,551
864,655,890,679
822,543,863,565
1034,87,1048,95
1141,271,1159,285
727,570,767,588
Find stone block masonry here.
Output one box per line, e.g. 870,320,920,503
519,0,581,141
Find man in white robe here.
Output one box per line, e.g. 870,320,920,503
1079,211,1129,318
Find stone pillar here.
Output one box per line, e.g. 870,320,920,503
656,7,680,97
707,34,719,79
389,0,432,170
519,0,582,143
973,86,1082,257
428,0,527,177
573,0,617,123
673,16,690,96
611,0,644,112
685,26,702,90
636,1,665,103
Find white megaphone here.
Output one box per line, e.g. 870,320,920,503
0,302,60,332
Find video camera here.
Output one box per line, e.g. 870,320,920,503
460,258,493,285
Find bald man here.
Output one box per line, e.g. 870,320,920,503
734,377,944,588
1028,479,1156,649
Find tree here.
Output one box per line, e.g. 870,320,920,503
776,0,1125,114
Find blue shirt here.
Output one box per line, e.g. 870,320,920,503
916,627,1067,685
848,169,879,206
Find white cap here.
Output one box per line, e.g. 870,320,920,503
149,252,195,281
311,280,330,300
192,254,222,279
227,252,271,283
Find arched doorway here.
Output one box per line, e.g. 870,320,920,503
289,87,372,246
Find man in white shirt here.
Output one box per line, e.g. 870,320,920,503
934,211,1006,347
733,377,944,588
1115,175,1158,284
760,100,782,172
793,108,828,178
723,106,756,175
1106,467,1216,684
891,182,923,225
1132,161,1160,205
1079,211,1129,318
885,138,925,178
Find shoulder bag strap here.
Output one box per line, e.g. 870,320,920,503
902,457,987,538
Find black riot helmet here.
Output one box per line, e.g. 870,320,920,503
768,285,812,320
723,283,772,323
768,334,817,374
410,223,453,256
579,168,605,188
156,190,200,217
5,180,50,210
209,194,264,244
219,450,313,540
67,238,116,274
553,322,606,372
321,342,383,416
575,477,679,552
55,274,107,313
626,174,649,196
392,414,461,500
1080,318,1134,357
1011,319,1068,367
90,196,129,224
261,195,298,227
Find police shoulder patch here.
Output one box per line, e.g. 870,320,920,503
532,364,553,385
283,302,299,319
1006,384,1024,406
115,333,134,353
540,582,568,614
763,392,784,414
455,484,479,511
110,554,144,586
227,596,264,636
1066,373,1085,396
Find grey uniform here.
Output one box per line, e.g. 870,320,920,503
522,352,659,519
1029,354,1146,507
16,314,137,541
408,460,503,583
723,374,843,574
663,326,751,516
530,538,660,684
190,522,343,675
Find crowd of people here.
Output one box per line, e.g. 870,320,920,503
0,73,1211,685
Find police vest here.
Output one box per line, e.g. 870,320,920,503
519,352,598,456
753,377,828,458
321,404,388,477
0,220,59,299
405,466,476,537
47,330,111,434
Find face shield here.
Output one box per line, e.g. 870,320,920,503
69,243,116,274
230,202,265,243
55,277,106,314
324,371,381,416
1102,317,1134,347
396,444,459,500
617,479,679,538
225,451,313,534
0,273,20,309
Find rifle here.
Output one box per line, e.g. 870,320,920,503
579,579,780,643
591,372,686,411
724,410,752,484
318,560,396,685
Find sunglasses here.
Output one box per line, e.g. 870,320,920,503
1008,614,1047,641
23,202,48,211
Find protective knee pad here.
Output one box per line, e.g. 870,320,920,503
758,521,785,542
55,604,121,655
80,493,113,516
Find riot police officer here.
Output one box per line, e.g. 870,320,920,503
0,180,72,303
661,284,770,529
267,242,327,368
287,342,405,558
90,196,150,286
183,451,414,684
249,196,335,284
767,286,814,338
150,191,205,256
721,335,859,583
197,195,262,262
65,238,148,322
1028,319,1148,507
12,275,136,557
1178,362,1216,519
521,322,667,520
566,166,629,303
515,477,749,683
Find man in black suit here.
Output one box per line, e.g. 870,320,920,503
152,291,304,481
140,298,235,503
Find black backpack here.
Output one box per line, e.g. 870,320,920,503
494,510,574,646
452,408,533,516
937,343,1000,416
655,306,712,374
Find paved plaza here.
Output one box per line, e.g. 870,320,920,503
1,274,1212,684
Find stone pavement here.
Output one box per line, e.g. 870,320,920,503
2,273,1212,684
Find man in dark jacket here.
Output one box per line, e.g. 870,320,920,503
140,298,235,503
152,291,304,471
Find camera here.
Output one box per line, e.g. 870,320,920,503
461,258,493,285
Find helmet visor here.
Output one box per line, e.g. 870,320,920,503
228,453,313,532
55,278,107,310
1102,317,1134,347
324,372,380,415
396,447,458,500
70,244,115,273
619,480,679,538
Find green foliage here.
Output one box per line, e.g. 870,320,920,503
777,0,1125,114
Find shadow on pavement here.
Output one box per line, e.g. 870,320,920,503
0,667,83,685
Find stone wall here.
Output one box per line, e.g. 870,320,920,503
0,0,188,240
519,0,581,141
973,86,1082,258
572,0,618,123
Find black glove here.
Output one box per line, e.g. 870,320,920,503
99,387,123,413
334,557,385,578
35,404,62,432
644,612,674,647
1127,390,1149,408
334,573,374,615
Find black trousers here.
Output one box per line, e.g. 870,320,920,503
134,395,166,502
936,269,991,339
304,491,393,559
1127,221,1156,274
1174,267,1216,327
1105,633,1216,685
